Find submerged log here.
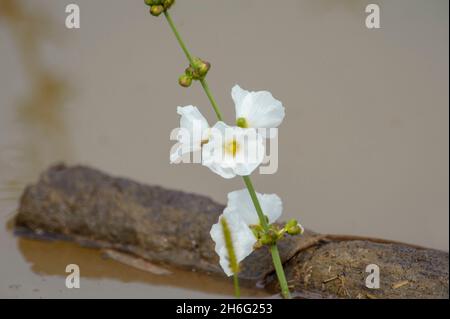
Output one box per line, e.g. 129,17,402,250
15,164,448,299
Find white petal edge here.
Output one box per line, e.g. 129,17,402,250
224,189,283,226
232,86,285,129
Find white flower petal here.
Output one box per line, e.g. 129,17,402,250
210,213,257,276
232,85,250,116
224,189,283,226
233,130,265,176
170,106,209,163
258,193,283,224
177,105,209,133
232,85,285,129
201,122,265,179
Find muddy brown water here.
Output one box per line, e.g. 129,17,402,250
0,0,448,298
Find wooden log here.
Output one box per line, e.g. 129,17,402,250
15,164,448,299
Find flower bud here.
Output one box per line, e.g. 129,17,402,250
259,233,273,246
163,0,175,10
185,66,195,77
191,57,203,70
189,58,211,79
285,219,304,236
150,5,164,16
179,74,192,87
258,228,280,246
145,0,161,6
197,61,211,76
236,117,248,128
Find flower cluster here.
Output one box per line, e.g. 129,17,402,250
144,0,175,17
145,0,299,297
211,189,304,276
179,58,211,87
171,85,285,178
170,85,303,276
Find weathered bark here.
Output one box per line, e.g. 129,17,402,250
15,164,449,299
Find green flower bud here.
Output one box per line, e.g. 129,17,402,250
259,228,280,246
285,219,297,228
198,61,211,76
285,219,304,236
189,57,211,79
191,57,203,70
190,58,210,77
185,66,195,77
259,233,274,246
145,0,161,5
150,5,164,16
163,0,175,10
236,117,249,128
179,74,192,87
192,71,201,80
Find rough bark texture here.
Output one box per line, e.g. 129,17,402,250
15,164,449,299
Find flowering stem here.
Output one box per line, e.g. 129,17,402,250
162,9,291,299
164,11,194,65
243,176,291,299
233,273,241,298
199,79,224,121
164,11,223,121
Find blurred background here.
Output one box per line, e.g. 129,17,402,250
0,0,448,298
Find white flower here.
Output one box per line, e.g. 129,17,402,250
210,189,284,276
232,85,285,129
202,122,265,179
170,106,210,163
224,189,282,226
210,213,256,276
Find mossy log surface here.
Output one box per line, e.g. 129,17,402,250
15,165,449,299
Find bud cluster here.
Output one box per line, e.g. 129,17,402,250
179,57,211,87
144,0,175,17
251,219,304,248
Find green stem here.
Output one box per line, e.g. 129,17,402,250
233,274,241,298
243,176,291,299
242,176,269,231
270,245,291,299
162,10,291,299
200,79,223,121
164,11,194,65
165,11,223,120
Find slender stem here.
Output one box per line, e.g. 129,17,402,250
164,11,194,65
162,10,291,299
242,176,269,231
270,245,291,299
164,11,224,121
200,79,223,121
243,176,291,299
233,274,241,298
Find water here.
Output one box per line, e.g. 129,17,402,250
0,0,448,298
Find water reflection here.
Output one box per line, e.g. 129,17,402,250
18,237,267,297
0,0,69,194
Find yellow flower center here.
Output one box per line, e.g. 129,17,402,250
224,139,240,157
